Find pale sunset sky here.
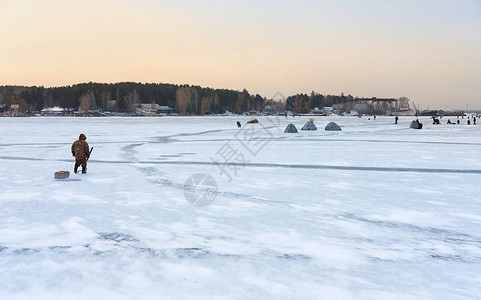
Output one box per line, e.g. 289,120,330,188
1,0,480,109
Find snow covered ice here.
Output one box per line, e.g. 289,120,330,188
0,116,480,299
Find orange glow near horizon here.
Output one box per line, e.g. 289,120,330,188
1,0,480,109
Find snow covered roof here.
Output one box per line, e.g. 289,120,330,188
139,104,173,111
139,103,158,110
41,106,64,112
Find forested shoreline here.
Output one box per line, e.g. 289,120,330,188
1,82,380,115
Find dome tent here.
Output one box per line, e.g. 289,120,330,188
325,122,342,131
284,123,298,133
409,120,423,129
301,119,317,130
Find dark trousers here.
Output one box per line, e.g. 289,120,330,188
75,158,87,172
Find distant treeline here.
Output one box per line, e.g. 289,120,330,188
0,82,361,114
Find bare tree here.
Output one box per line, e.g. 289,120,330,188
188,87,200,114
124,89,141,113
201,96,209,114
235,92,246,114
398,97,410,109
176,87,189,114
100,90,111,111
175,86,201,114
200,90,219,114
79,93,92,112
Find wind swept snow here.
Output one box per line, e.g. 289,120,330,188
0,116,480,299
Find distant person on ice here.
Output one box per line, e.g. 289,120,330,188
71,134,90,173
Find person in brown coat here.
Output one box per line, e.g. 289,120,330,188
71,133,90,173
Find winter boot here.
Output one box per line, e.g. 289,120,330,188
82,166,87,174
74,164,79,173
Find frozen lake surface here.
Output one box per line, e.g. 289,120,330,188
0,116,480,299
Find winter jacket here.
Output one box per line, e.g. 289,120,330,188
71,134,90,160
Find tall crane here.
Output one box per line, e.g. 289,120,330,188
91,92,101,111
412,101,419,116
